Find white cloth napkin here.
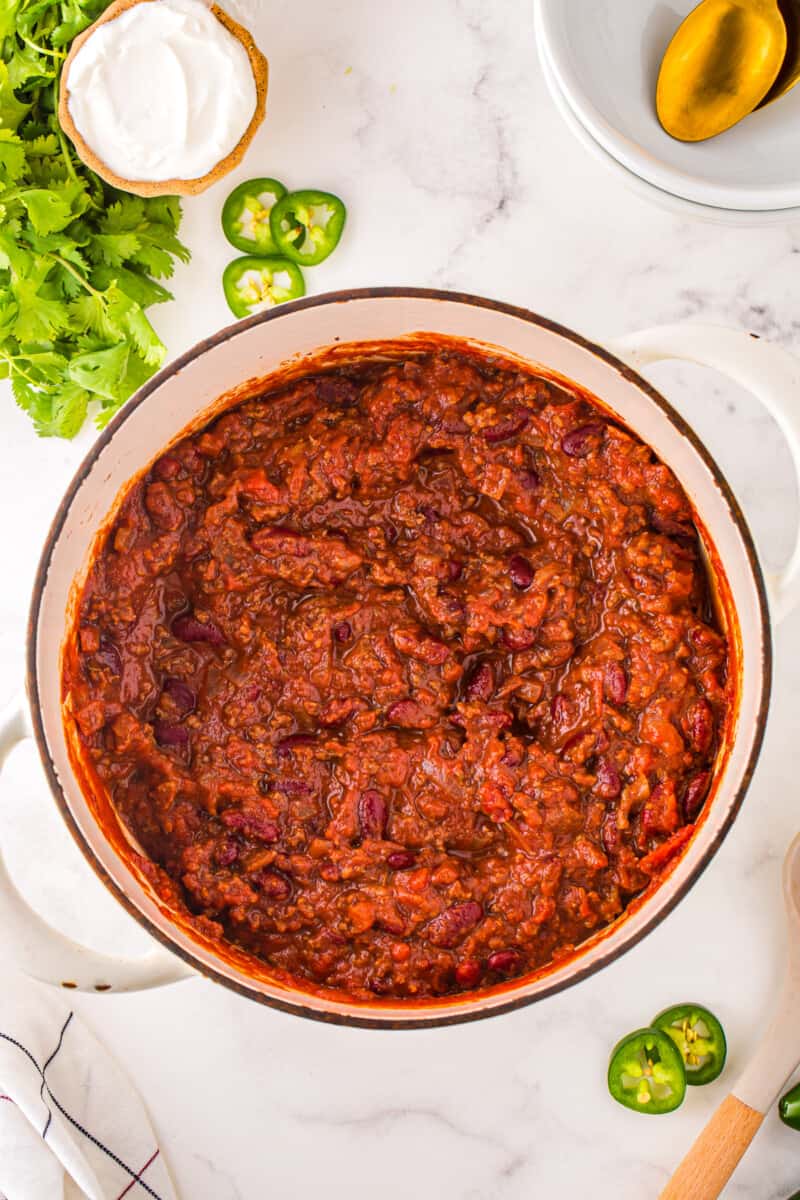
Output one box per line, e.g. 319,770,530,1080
0,971,177,1200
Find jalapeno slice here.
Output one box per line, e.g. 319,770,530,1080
221,178,287,255
608,1028,687,1114
269,189,347,265
222,256,305,318
779,1081,800,1131
652,1004,727,1086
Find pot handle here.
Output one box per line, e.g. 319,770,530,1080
608,323,800,624
0,696,195,992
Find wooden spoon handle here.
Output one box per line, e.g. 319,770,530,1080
658,1095,764,1200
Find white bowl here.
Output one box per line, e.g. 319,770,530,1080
537,32,800,228
536,0,800,213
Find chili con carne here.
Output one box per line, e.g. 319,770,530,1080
63,347,730,1002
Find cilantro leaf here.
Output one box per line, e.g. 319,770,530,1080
0,1,189,438
0,61,29,131
88,230,141,266
90,263,173,307
0,131,27,183
67,341,129,398
107,286,164,365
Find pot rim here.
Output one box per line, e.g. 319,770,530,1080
26,287,773,1028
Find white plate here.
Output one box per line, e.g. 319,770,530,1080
537,33,800,227
536,0,800,212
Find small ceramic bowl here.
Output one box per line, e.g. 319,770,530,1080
537,33,800,228
535,0,800,213
58,0,268,198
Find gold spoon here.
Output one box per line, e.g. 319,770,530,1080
657,0,787,141
759,0,800,104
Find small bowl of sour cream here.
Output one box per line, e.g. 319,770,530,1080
59,0,268,196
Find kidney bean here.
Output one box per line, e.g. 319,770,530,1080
683,770,711,821
483,411,529,444
172,612,225,646
438,591,466,620
601,813,620,857
215,840,239,868
276,733,317,757
95,634,122,675
161,676,196,716
359,790,388,839
502,741,526,768
385,699,435,728
518,468,541,491
686,698,714,754
465,661,494,702
152,720,189,748
487,949,520,974
502,628,536,652
641,781,679,837
594,758,622,800
509,554,534,590
561,422,605,458
438,404,470,433
144,481,183,531
153,454,181,481
317,377,358,408
274,778,312,796
455,959,482,988
387,850,417,870
242,683,261,702
220,810,279,843
688,625,720,654
333,621,352,643
447,558,464,581
257,870,292,901
426,901,483,948
604,663,628,705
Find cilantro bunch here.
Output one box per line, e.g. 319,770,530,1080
0,1,190,437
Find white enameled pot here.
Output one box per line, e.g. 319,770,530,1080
2,290,800,1027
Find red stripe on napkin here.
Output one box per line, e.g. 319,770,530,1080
115,1148,160,1200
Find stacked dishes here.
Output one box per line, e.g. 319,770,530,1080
534,0,800,225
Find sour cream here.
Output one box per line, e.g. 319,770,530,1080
67,0,258,182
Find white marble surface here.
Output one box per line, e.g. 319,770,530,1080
2,1,800,1196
